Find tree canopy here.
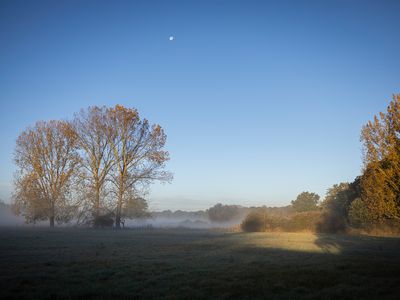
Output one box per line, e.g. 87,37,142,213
291,192,320,212
12,105,171,228
13,120,80,226
360,94,400,223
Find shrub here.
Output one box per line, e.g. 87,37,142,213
317,181,362,233
317,210,347,233
348,198,371,228
241,211,265,232
93,214,114,228
284,211,322,231
241,210,322,232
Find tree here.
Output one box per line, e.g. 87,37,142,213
322,183,353,215
13,120,80,227
122,195,150,221
360,94,400,223
106,105,172,229
291,191,320,212
318,181,360,233
73,106,114,223
207,203,242,223
348,198,371,228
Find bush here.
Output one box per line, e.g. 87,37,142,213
241,211,265,232
93,214,114,228
284,211,322,231
241,210,322,232
348,198,371,228
316,210,347,233
317,181,362,233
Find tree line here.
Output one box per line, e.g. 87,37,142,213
12,105,172,228
11,95,400,232
324,94,400,231
241,95,400,233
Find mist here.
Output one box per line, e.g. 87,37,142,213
123,215,244,230
0,202,25,227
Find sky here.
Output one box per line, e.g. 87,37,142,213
0,0,399,211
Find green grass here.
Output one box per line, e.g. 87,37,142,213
0,228,400,299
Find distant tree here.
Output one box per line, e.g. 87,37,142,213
73,106,114,223
13,121,80,227
360,94,400,223
207,203,241,222
291,192,320,212
122,194,150,221
106,105,172,229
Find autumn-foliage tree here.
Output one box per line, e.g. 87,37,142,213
73,106,114,223
360,94,400,224
12,105,171,228
13,121,80,227
291,191,320,212
106,105,172,229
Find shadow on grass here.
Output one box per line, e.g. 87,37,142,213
1,228,400,299
314,231,400,256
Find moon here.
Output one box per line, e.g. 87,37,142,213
169,36,174,41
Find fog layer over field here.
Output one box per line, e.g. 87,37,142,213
0,202,245,229
123,216,242,229
0,204,25,226
123,206,247,229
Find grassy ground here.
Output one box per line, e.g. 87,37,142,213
0,228,400,299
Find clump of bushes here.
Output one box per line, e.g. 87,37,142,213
241,210,322,232
284,211,322,231
241,211,266,232
316,210,347,233
348,198,371,228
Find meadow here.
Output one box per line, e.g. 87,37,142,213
1,228,400,299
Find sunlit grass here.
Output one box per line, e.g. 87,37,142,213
231,232,342,254
1,228,400,299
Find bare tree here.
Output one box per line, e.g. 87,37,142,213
106,105,172,229
13,120,80,227
73,106,114,223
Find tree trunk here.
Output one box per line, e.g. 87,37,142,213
94,186,100,228
115,177,124,230
115,190,123,230
50,202,55,228
115,213,121,229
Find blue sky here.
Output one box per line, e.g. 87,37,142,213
0,0,399,210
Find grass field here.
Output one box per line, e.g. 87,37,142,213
1,228,400,299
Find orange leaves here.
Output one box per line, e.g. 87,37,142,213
13,104,172,227
14,119,81,225
360,94,400,222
